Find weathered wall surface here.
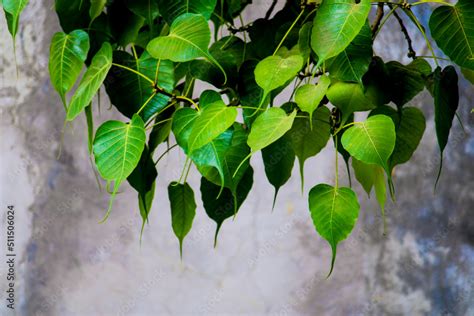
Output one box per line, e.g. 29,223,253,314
0,1,473,315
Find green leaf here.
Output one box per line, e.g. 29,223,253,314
262,135,295,208
254,55,304,106
385,60,429,107
327,81,375,124
298,22,313,61
201,167,253,247
55,0,91,33
84,104,94,153
429,0,474,70
3,0,29,40
125,0,159,32
326,21,372,83
89,0,106,22
67,42,112,121
247,108,297,153
157,0,217,24
431,66,459,186
93,114,147,182
287,107,331,191
370,105,426,171
187,100,237,153
238,60,269,126
168,182,197,257
108,2,145,47
172,107,199,154
294,75,331,125
308,184,360,276
311,0,371,66
462,67,474,84
341,115,396,173
49,30,90,105
105,51,175,122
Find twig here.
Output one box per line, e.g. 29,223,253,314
265,0,278,20
372,3,385,37
390,5,416,59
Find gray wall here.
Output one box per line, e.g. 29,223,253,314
0,1,473,315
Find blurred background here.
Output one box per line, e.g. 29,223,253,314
0,0,473,315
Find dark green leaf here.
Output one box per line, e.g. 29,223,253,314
3,0,29,40
158,0,217,24
55,0,91,33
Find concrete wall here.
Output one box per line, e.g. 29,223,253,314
0,1,473,315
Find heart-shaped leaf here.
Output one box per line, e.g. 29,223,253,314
294,75,331,125
67,42,112,121
157,0,217,24
248,108,297,153
49,30,90,105
429,0,474,70
168,182,197,257
341,115,396,173
308,184,360,277
90,0,106,23
172,107,199,154
327,82,375,124
3,0,29,40
326,21,372,83
311,0,371,67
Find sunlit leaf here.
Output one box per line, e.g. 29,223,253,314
294,75,331,125
158,0,217,24
3,0,29,40
90,0,106,23
327,81,375,124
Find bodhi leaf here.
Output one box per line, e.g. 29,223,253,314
49,30,90,105
247,108,297,153
327,82,375,124
430,66,459,186
311,0,371,67
93,114,146,221
90,0,106,23
172,107,199,154
299,22,313,61
55,0,91,33
201,167,253,247
254,55,304,108
67,42,112,121
287,107,331,192
3,0,29,40
158,0,217,24
262,135,295,208
326,21,373,83
168,182,197,258
146,13,226,82
294,75,331,126
308,184,360,277
429,0,474,70
341,115,396,173
187,99,238,153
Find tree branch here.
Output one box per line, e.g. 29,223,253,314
390,5,416,59
372,3,385,37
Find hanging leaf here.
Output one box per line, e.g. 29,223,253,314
429,0,474,70
187,100,238,153
125,0,159,32
327,82,375,124
105,51,175,122
89,0,106,23
287,107,331,191
238,60,269,126
157,0,217,24
298,22,313,61
294,75,331,125
55,0,91,33
341,115,396,173
3,0,29,40
311,0,371,67
168,182,197,257
67,42,113,121
172,107,199,154
201,167,253,247
108,1,145,47
254,55,304,107
430,66,459,186
262,135,295,207
247,108,297,153
308,184,360,276
49,30,90,106
326,21,373,83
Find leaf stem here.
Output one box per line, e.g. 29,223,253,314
155,144,179,166
136,92,157,115
176,95,200,111
112,63,155,85
146,117,173,130
335,136,339,189
273,8,305,56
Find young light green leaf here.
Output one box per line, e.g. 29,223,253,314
172,107,199,154
311,0,371,67
429,0,474,70
254,55,304,107
294,75,331,126
341,115,396,173
287,107,331,192
262,135,295,208
67,42,112,121
168,182,197,257
188,101,238,153
3,0,29,40
308,184,360,277
327,82,375,124
247,108,297,153
326,21,372,83
49,30,90,105
157,0,217,24
146,13,226,82
90,0,106,22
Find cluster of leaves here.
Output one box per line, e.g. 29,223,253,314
3,0,471,275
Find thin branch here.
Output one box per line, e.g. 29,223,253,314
372,3,385,37
390,5,416,59
265,0,278,20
